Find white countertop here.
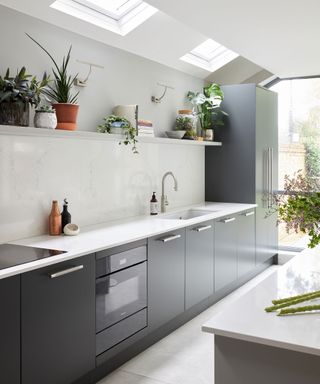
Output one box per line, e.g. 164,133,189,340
202,247,320,356
1,202,255,280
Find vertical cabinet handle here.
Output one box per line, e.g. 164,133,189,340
194,225,212,232
160,234,181,243
221,217,236,223
50,265,84,279
270,147,274,207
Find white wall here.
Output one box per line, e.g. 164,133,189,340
0,5,203,134
0,7,205,243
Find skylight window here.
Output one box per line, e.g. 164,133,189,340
50,0,158,36
180,39,239,73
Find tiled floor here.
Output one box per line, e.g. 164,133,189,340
98,266,279,384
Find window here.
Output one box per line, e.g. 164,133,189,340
180,39,239,72
50,0,158,35
269,77,320,248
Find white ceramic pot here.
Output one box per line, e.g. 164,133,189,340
204,129,214,141
34,111,57,129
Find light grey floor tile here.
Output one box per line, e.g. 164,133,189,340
97,369,169,384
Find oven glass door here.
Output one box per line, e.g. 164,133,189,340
96,261,147,333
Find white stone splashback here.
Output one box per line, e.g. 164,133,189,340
0,134,204,243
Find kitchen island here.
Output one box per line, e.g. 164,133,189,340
202,247,320,384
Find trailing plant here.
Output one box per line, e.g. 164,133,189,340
26,33,78,104
97,115,138,154
270,170,320,248
187,83,228,131
0,67,49,108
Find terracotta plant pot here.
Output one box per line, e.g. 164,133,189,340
52,103,79,131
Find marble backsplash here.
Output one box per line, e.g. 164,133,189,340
0,134,204,243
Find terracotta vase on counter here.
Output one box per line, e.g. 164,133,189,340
52,103,79,131
49,200,62,236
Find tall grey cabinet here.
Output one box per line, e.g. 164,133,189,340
205,84,278,265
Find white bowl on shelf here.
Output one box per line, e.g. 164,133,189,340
165,130,186,139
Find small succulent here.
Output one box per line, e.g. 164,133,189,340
0,67,49,108
36,105,55,113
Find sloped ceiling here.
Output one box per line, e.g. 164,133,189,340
146,0,320,78
0,0,285,82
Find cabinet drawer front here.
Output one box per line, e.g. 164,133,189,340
96,245,147,277
96,308,147,355
96,262,147,332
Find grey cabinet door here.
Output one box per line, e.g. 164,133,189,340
148,229,185,330
185,220,214,309
237,210,256,278
256,87,278,264
21,254,95,384
215,216,238,292
0,276,20,384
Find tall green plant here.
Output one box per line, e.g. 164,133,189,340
26,33,78,104
187,83,227,130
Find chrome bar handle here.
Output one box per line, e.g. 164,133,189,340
270,147,274,207
244,211,254,217
194,225,212,232
222,217,236,223
265,148,270,208
160,234,181,243
50,265,83,279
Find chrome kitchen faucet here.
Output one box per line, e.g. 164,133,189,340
161,171,178,213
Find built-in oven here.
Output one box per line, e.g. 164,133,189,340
95,239,147,356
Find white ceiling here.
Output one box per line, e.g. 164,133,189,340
146,0,320,78
2,0,317,79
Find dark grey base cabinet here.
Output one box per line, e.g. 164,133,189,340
215,215,238,292
215,209,256,293
148,229,185,330
0,276,20,384
185,220,214,309
238,210,256,278
21,255,96,384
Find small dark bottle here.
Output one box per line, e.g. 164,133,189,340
150,192,158,215
61,198,72,231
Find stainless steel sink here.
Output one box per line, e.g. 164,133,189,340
159,209,217,220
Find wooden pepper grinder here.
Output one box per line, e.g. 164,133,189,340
49,200,62,235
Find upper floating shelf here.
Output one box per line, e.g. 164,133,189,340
0,125,222,147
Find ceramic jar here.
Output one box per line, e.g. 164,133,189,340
34,110,57,129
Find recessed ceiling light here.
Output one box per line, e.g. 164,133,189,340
180,39,239,73
50,0,158,36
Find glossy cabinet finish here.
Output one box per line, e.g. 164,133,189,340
0,276,20,384
215,215,238,292
148,229,185,330
21,254,95,384
237,210,256,278
185,220,214,309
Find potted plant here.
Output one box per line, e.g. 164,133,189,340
34,105,57,129
97,115,138,153
27,34,79,131
270,171,320,248
0,67,49,127
187,83,228,141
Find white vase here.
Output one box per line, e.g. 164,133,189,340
34,111,57,129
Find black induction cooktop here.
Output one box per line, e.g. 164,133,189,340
0,244,67,271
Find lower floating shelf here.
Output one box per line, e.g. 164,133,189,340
0,125,222,147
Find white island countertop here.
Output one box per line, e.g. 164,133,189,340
0,202,256,280
202,248,320,356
